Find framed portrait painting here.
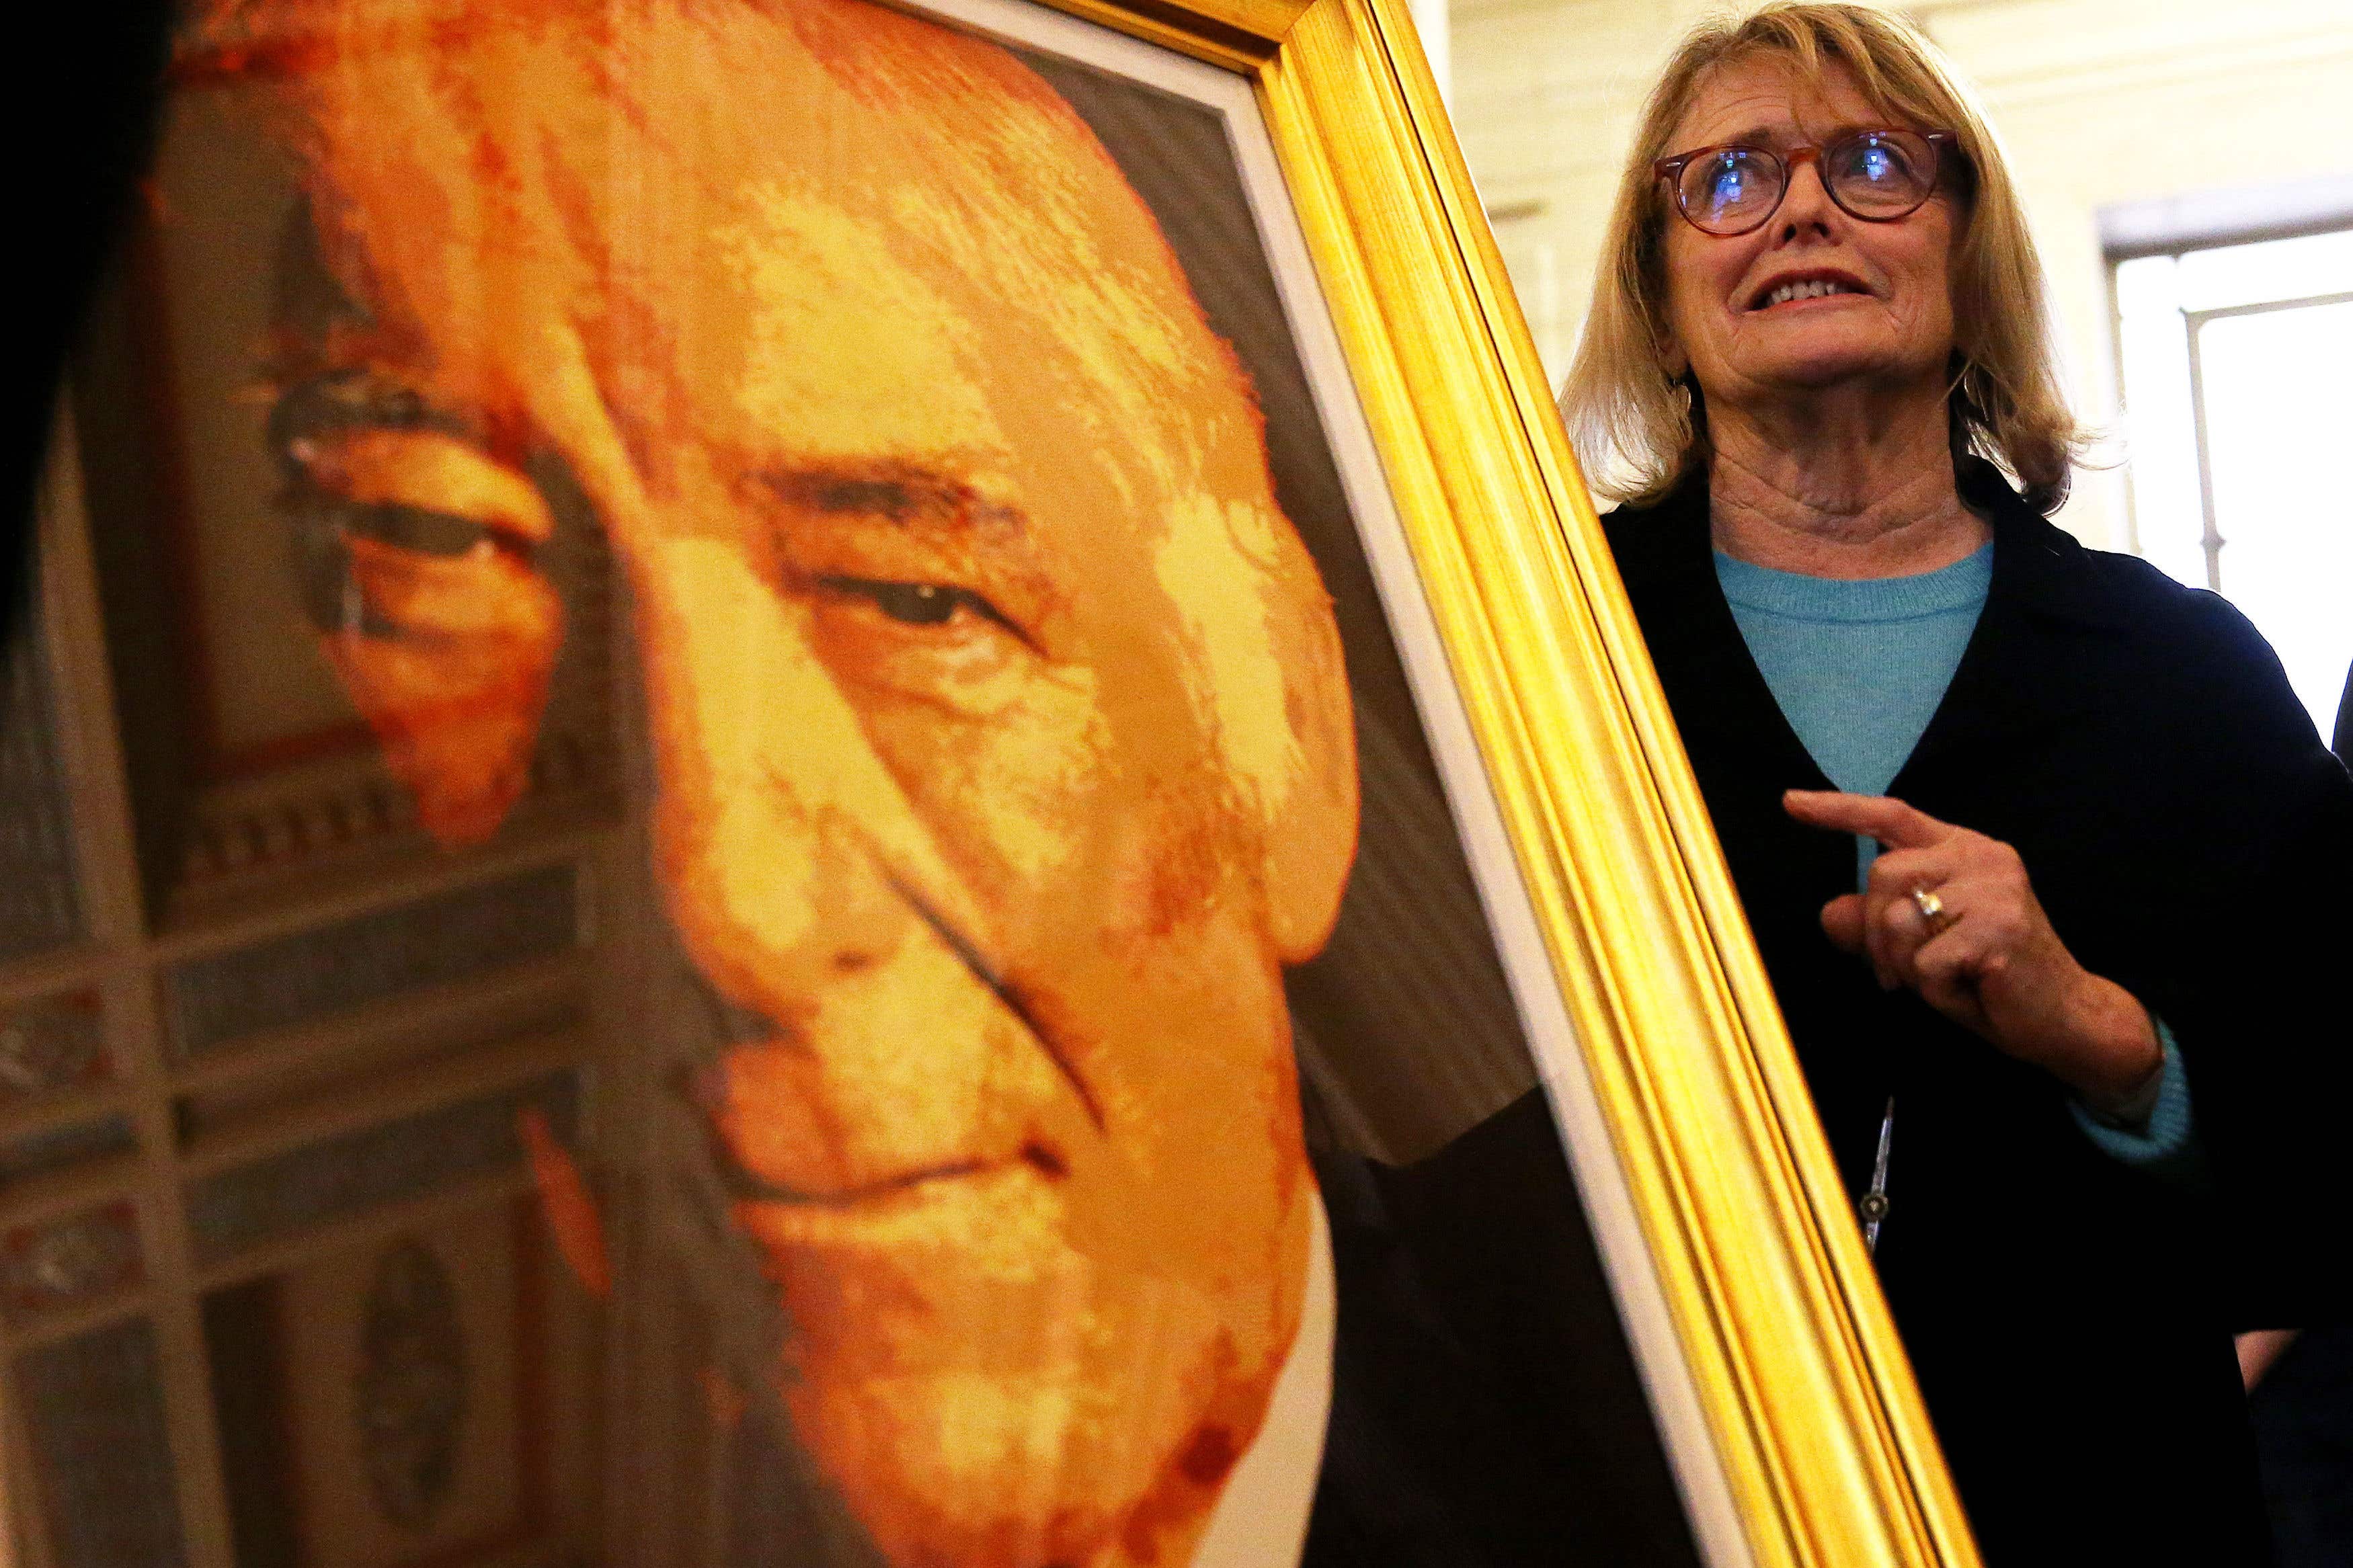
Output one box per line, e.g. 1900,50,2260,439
21,0,1979,1564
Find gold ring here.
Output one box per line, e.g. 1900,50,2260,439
1910,886,1952,933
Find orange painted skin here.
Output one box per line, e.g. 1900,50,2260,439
186,1,1361,1563
516,1106,610,1302
298,426,566,841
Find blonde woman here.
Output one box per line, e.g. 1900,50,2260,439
1565,5,2353,1561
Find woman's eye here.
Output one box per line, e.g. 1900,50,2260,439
1843,140,1913,186
1691,153,1771,220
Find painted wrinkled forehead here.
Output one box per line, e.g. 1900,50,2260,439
180,0,1266,479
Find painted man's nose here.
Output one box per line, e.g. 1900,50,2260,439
631,535,998,1028
623,536,1060,1192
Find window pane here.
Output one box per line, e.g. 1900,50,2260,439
2116,255,2207,587
2176,229,2353,314
2114,252,2180,319
2196,297,2353,736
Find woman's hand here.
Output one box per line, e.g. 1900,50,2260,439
1783,789,2163,1115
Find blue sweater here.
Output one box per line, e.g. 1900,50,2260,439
1714,545,2194,1173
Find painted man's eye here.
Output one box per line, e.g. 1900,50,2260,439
283,493,541,636
800,569,1037,714
268,422,563,641
290,495,530,566
336,501,522,561
822,577,1010,632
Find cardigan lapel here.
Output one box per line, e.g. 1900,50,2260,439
1886,460,2130,808
1605,476,1895,1177
1605,470,1835,801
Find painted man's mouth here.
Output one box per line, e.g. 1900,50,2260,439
713,1149,995,1206
672,1059,1068,1210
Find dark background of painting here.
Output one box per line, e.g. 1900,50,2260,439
1023,51,1536,1169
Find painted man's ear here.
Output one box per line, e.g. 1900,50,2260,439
1259,538,1359,964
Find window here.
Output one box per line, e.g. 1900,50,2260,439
2113,226,2353,737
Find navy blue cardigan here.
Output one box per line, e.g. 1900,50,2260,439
1606,458,2353,1565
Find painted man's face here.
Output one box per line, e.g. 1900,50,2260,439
207,0,1359,1562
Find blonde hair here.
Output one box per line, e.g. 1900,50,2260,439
1556,1,2086,513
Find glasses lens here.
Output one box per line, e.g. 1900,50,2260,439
1679,149,1781,234
1827,130,1936,216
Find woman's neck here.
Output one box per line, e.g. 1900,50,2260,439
1704,390,1990,579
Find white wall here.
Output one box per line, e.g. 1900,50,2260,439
1451,0,2353,545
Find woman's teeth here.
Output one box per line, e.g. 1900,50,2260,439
1762,279,1858,307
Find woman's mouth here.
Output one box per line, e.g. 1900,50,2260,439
1753,276,1868,310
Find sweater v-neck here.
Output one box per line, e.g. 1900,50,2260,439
1712,543,1993,803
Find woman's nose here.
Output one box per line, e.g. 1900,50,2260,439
1777,150,1839,233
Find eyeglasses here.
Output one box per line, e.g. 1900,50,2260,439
1654,129,1956,236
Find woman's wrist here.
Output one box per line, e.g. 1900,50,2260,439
2050,971,2163,1116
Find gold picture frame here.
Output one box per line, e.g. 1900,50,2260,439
1046,0,1981,1563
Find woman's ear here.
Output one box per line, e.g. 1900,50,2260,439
1659,332,1690,381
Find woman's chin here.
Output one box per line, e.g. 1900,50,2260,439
1737,349,1947,403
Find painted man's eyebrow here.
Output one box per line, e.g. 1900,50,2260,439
263,370,598,556
267,370,473,460
760,464,1024,534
